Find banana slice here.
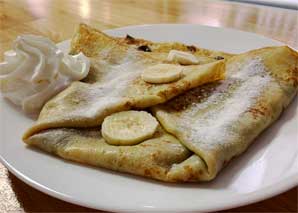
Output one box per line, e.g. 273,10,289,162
101,110,158,145
141,64,183,84
167,50,199,65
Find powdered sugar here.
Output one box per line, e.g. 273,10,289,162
178,58,272,149
230,57,266,79
68,49,148,118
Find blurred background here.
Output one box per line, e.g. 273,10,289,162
227,0,298,10
0,0,297,59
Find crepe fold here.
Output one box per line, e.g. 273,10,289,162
23,24,298,182
23,24,225,139
153,46,298,180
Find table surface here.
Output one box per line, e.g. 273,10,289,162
0,0,297,212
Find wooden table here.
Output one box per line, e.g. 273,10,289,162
0,0,297,212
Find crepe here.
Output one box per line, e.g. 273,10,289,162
23,24,298,182
152,46,298,180
23,24,225,138
70,24,234,62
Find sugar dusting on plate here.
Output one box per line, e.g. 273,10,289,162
178,58,273,149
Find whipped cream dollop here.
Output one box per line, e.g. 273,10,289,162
0,35,90,114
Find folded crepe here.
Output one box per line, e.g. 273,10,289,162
23,24,298,182
152,46,298,180
23,24,226,138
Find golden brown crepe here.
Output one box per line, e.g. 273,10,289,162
152,46,298,180
70,24,234,62
23,24,298,182
23,24,225,138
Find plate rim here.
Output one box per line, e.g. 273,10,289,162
1,23,297,212
103,23,295,50
1,154,297,212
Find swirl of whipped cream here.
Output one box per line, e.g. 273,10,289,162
0,35,90,114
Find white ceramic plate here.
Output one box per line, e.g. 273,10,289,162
0,24,297,212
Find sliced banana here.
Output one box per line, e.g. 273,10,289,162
101,110,158,146
141,64,183,84
167,50,199,65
